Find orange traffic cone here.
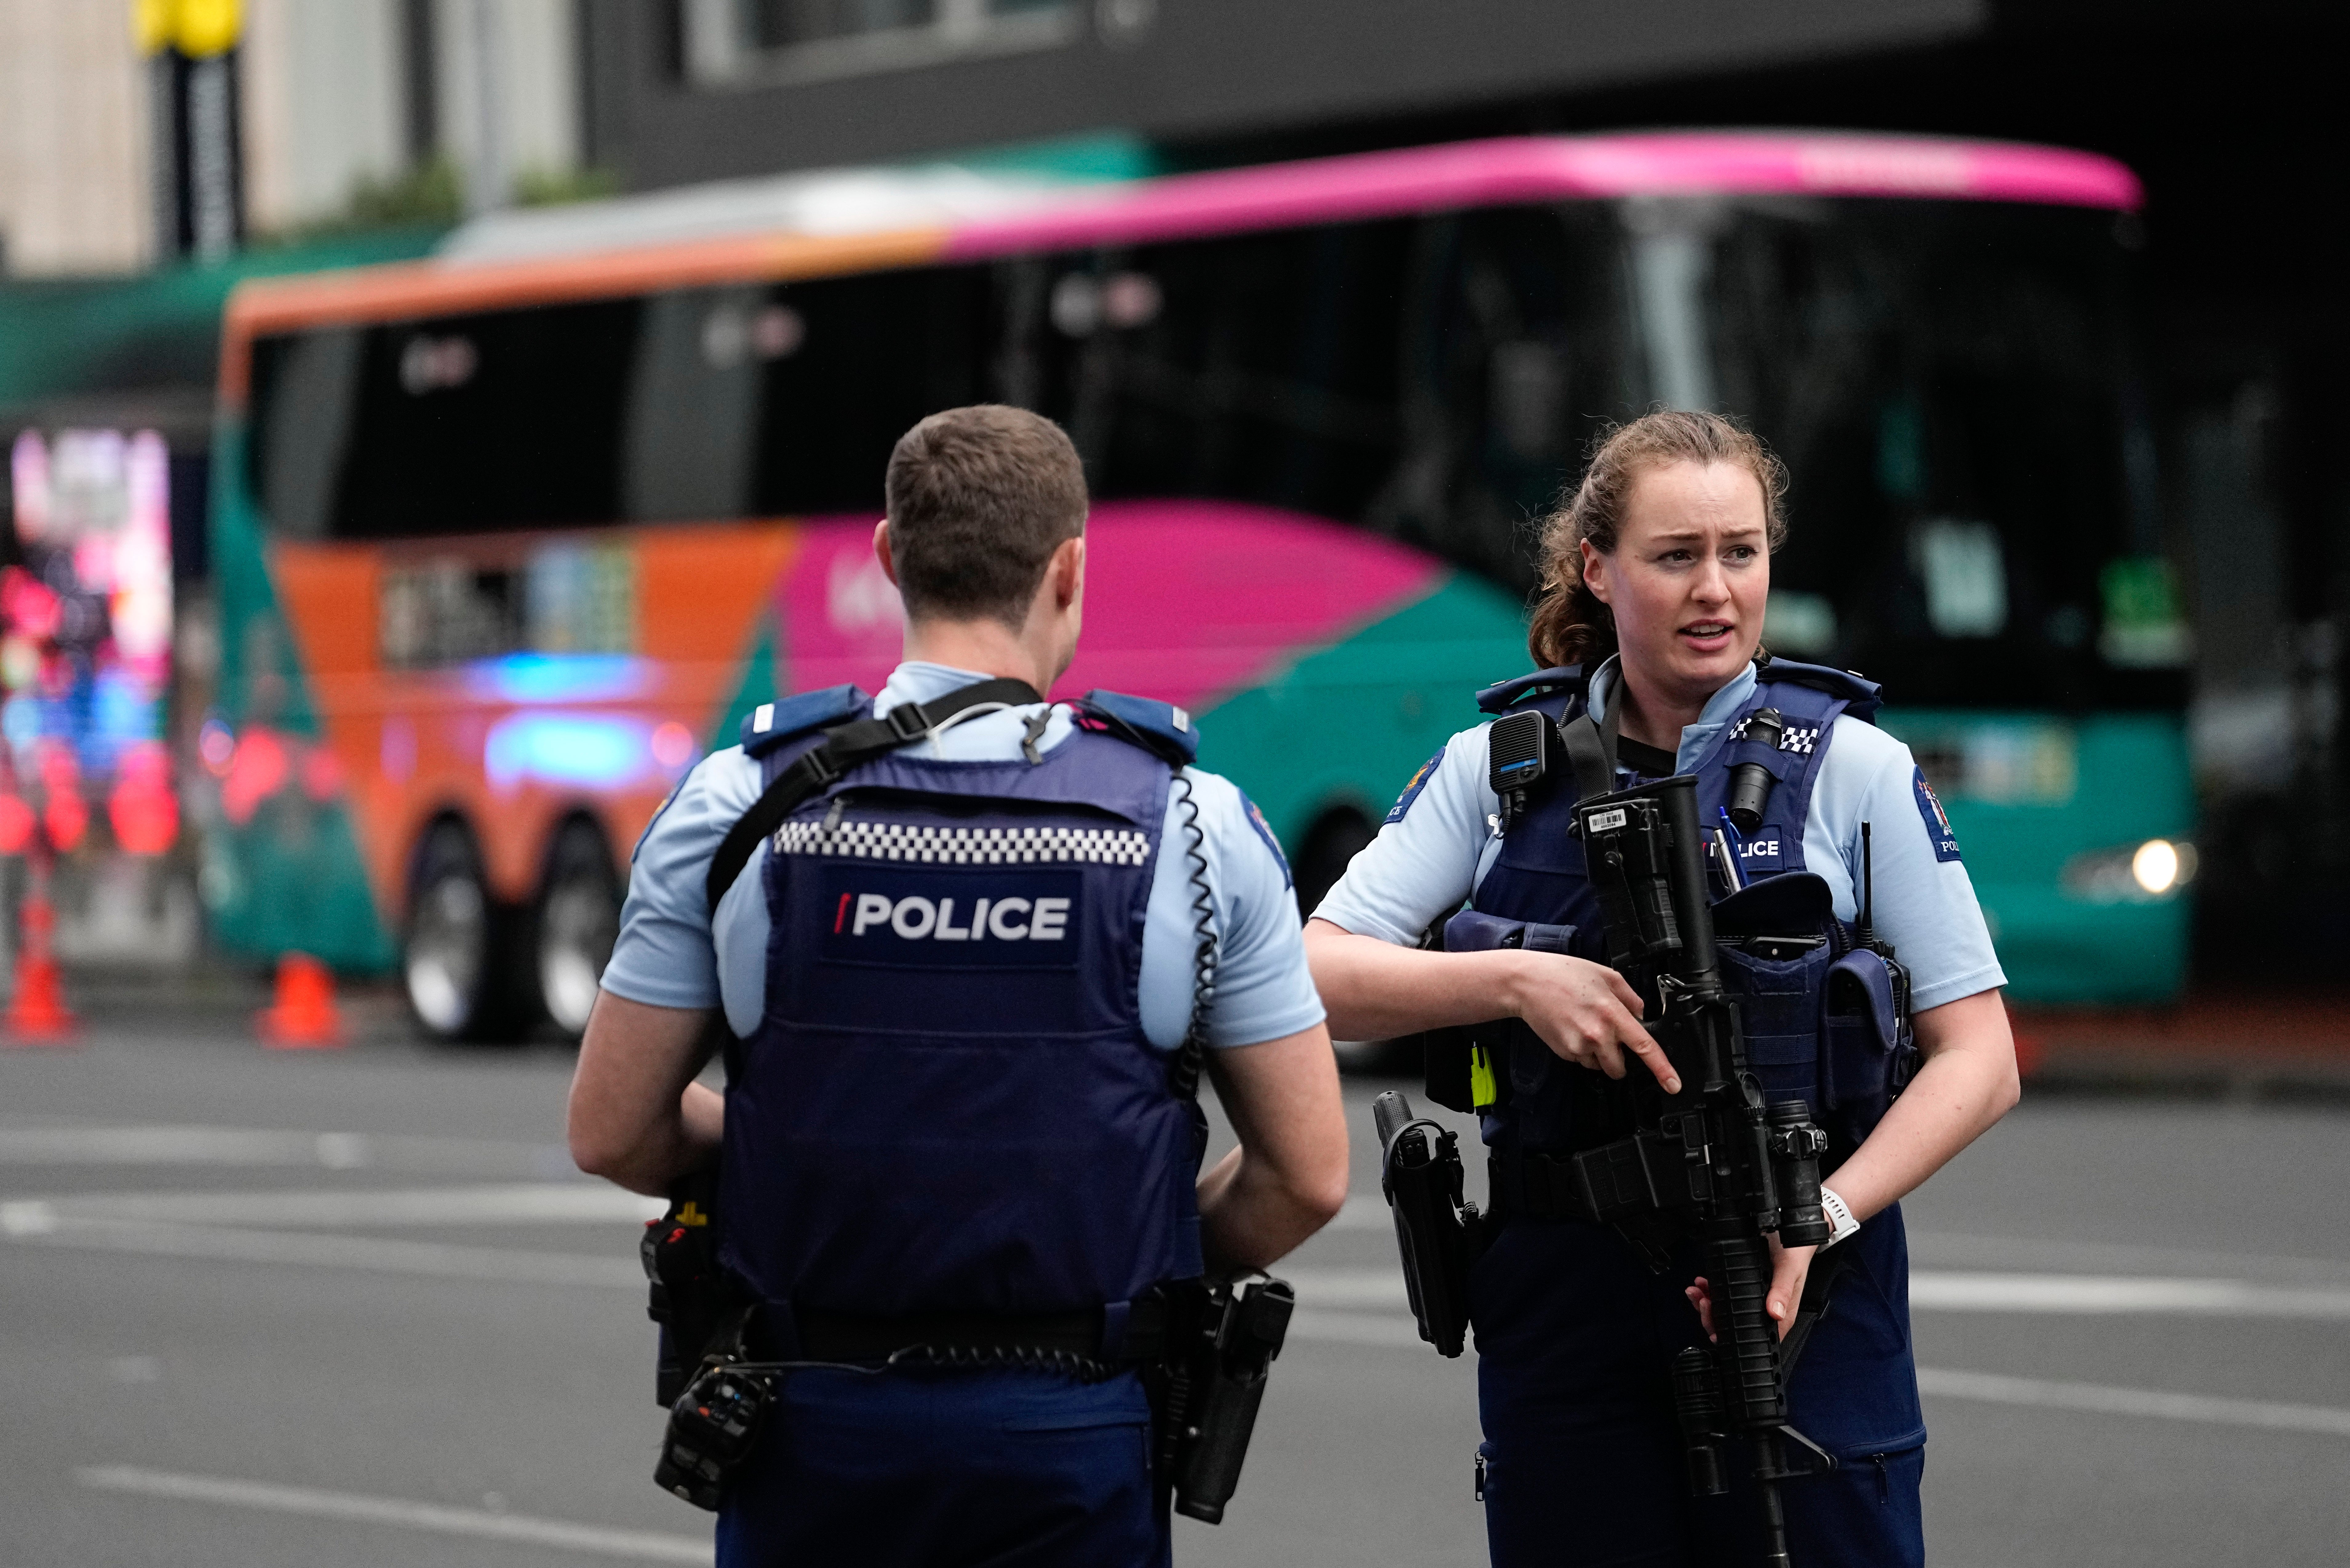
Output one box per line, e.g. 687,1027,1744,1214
5,887,77,1045
256,953,344,1049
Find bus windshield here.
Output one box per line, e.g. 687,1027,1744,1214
1677,198,2175,711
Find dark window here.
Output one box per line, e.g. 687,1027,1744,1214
1030,221,1413,525
246,264,993,538
1697,200,2169,708
1004,212,1633,600
748,0,938,48
749,265,992,515
1394,205,1640,596
249,298,642,539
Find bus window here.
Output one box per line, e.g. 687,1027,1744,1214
1701,199,2170,709
1035,221,1412,524
349,299,638,538
749,266,992,516
1390,204,1637,597
248,297,642,539
249,327,362,539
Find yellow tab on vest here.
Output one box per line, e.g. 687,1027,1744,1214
1469,1045,1497,1112
675,1201,710,1227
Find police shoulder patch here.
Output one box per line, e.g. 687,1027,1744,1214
1386,747,1446,826
1237,789,1291,889
1912,767,1962,863
741,684,872,756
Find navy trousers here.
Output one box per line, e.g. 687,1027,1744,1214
717,1366,1167,1568
1472,1216,1926,1568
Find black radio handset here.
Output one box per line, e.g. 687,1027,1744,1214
1725,708,1783,834
1856,821,1890,960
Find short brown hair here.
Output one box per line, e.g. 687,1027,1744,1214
883,405,1088,626
1526,409,1789,669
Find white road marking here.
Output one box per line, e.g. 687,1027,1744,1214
11,1218,642,1287
1284,1261,2350,1321
76,1465,709,1562
0,1125,351,1166
1278,1267,1410,1310
1910,1272,2350,1318
0,1122,574,1176
1910,1229,2350,1287
7,1182,663,1229
1288,1309,1425,1348
14,1174,2350,1325
1915,1368,2350,1438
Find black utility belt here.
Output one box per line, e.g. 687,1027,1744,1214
1488,1134,1708,1225
750,1300,1170,1368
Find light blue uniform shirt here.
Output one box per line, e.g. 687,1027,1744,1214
1314,657,2006,1014
603,661,1326,1049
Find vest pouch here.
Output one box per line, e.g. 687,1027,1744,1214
1823,950,1904,1141
1423,1023,1479,1114
1432,913,1583,1117
1441,910,1579,955
1715,939,1837,1108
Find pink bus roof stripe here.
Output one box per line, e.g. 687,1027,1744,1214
945,133,2140,260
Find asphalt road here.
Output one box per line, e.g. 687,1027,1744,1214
6,1014,2350,1567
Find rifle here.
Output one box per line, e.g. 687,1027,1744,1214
1574,773,1834,1568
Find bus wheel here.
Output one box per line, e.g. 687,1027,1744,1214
405,822,518,1042
536,822,620,1041
1293,806,1377,923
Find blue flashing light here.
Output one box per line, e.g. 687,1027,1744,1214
463,653,652,705
484,711,652,793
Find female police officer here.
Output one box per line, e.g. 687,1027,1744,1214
1305,410,2020,1566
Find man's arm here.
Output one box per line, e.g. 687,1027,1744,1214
1194,1023,1350,1275
567,991,725,1196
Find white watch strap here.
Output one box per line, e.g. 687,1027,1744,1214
1818,1186,1860,1250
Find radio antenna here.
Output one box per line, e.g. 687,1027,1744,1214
1856,821,1876,951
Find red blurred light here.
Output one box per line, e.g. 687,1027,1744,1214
109,779,177,855
44,792,86,852
109,742,177,855
0,566,61,641
651,721,695,770
221,728,288,826
0,794,33,855
299,744,344,802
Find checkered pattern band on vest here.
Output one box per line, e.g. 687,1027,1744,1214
1729,717,1822,755
773,819,1153,867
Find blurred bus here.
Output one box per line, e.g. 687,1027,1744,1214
208,133,2191,1040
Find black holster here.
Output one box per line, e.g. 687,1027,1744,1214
1150,1276,1294,1525
1372,1090,1487,1356
643,1168,726,1407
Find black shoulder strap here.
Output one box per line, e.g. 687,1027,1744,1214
1559,681,1622,804
702,677,1042,916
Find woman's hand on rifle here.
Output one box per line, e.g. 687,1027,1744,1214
1505,953,1682,1093
1684,1228,1820,1343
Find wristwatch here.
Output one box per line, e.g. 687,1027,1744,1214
1818,1186,1861,1251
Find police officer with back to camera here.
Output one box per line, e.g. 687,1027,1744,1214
1306,410,2022,1566
567,404,1350,1566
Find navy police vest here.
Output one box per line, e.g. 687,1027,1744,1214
718,688,1205,1321
1456,657,1909,1168
1458,659,1929,1463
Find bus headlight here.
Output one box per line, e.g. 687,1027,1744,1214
2063,839,2197,903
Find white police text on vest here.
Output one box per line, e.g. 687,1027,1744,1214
845,893,1072,942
